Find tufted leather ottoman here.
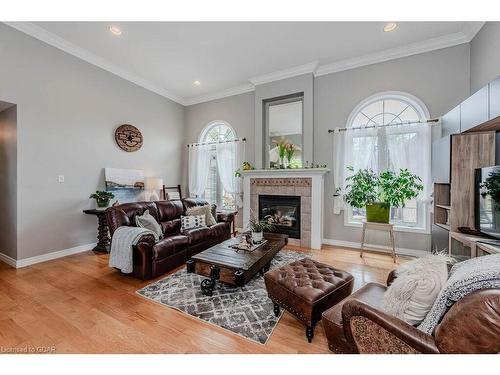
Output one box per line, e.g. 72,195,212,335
264,258,354,342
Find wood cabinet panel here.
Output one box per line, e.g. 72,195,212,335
450,132,496,231
461,85,489,132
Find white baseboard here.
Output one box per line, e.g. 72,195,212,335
0,252,17,267
322,238,428,258
0,243,96,268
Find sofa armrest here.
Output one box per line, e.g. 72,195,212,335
216,211,235,223
342,299,439,354
132,234,156,280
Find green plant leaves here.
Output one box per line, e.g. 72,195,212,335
343,167,423,209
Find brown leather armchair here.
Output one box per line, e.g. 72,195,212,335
106,198,233,280
322,270,500,354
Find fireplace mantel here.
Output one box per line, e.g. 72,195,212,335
242,168,330,249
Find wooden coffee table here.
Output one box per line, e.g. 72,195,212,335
186,233,288,296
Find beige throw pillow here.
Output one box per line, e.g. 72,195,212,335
186,204,217,226
135,210,163,239
382,254,451,326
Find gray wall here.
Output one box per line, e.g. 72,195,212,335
0,105,17,259
183,44,470,252
183,92,254,227
470,22,500,93
0,24,185,260
254,74,314,168
315,44,470,251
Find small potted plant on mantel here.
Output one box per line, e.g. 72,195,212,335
343,167,423,223
248,214,274,243
89,190,115,209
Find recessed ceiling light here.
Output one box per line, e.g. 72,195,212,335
383,22,398,32
109,26,122,36
193,80,201,86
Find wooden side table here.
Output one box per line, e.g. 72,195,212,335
360,221,397,262
83,209,110,252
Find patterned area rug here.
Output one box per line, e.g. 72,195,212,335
137,250,308,344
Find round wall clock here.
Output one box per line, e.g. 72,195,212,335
115,124,143,152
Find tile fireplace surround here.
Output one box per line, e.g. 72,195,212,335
242,168,329,249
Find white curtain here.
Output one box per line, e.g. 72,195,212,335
332,126,377,214
386,122,432,201
216,141,243,207
188,144,212,197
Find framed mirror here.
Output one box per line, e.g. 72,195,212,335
264,93,304,168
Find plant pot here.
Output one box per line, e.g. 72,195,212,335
252,231,263,243
96,200,110,208
366,203,390,223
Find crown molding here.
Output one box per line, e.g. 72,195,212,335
3,22,187,105
315,32,470,77
184,83,255,106
462,21,486,41
249,61,318,86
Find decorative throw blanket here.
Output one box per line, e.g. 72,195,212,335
418,254,500,334
109,226,159,273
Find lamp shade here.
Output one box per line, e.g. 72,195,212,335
144,177,163,190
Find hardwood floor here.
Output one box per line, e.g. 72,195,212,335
0,245,404,353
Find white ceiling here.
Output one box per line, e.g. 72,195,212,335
6,22,484,106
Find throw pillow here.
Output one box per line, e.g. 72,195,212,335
135,209,163,239
382,253,451,326
181,214,206,232
186,204,217,226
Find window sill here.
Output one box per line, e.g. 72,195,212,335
344,221,430,235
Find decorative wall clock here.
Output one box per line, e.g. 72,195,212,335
115,124,143,152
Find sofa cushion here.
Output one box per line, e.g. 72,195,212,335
156,200,184,235
209,222,230,238
183,226,213,245
152,234,189,260
322,282,386,353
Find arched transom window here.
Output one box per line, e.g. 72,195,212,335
345,92,431,232
199,121,236,209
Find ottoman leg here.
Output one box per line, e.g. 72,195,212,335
273,303,280,317
306,326,314,343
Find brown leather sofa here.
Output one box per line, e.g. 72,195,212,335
322,270,500,354
106,198,233,280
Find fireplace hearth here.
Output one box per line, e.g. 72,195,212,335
259,195,301,239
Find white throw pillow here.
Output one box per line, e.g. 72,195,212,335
181,214,206,232
382,254,451,326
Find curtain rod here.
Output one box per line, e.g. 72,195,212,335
327,118,440,134
186,137,246,148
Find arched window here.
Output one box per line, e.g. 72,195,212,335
344,92,431,231
199,121,236,209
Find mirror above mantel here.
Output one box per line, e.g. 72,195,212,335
264,93,304,169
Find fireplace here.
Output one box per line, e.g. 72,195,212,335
259,195,301,239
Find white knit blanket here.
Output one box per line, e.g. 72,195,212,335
418,254,500,334
109,226,159,273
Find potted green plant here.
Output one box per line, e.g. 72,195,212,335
343,167,423,223
89,190,115,208
248,214,274,242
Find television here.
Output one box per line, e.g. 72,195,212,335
475,166,500,241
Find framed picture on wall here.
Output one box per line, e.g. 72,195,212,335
104,167,145,203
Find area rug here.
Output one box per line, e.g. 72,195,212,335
136,250,308,344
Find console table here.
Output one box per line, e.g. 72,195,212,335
83,209,110,252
